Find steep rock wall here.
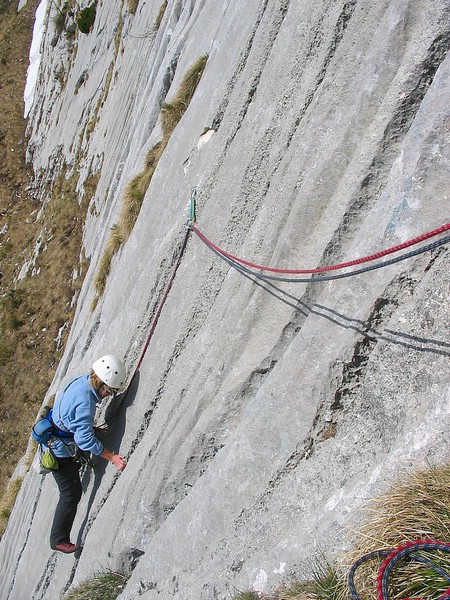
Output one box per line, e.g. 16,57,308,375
1,0,449,598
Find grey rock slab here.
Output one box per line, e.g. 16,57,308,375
1,0,449,599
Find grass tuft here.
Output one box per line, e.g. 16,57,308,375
0,477,23,533
305,557,348,600
127,0,140,14
160,54,208,141
155,0,168,29
119,142,163,238
346,463,450,600
231,565,347,600
357,464,450,545
64,570,129,600
93,244,114,298
77,2,97,34
231,464,450,600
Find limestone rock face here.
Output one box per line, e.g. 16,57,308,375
1,1,450,599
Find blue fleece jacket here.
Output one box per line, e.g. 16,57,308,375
50,374,104,458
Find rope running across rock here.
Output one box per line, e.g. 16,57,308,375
192,223,450,274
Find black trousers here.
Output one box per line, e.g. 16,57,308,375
50,457,82,545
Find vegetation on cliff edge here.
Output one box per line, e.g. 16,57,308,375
0,0,93,535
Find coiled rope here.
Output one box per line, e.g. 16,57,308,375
192,223,450,282
348,539,450,600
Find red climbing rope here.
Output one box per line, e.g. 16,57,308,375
133,226,191,375
97,224,193,429
133,220,450,375
192,223,450,274
348,538,450,600
377,539,450,600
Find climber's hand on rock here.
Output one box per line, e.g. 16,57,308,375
112,453,127,470
101,448,127,470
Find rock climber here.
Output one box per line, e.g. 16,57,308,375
48,354,127,554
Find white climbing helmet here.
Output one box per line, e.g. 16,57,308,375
92,355,126,389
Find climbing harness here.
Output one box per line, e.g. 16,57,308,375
348,539,450,600
32,408,75,445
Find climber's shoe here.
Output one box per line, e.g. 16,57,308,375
51,542,81,554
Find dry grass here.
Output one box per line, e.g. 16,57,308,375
120,142,163,235
64,570,129,600
92,55,208,305
160,54,208,140
0,0,49,514
345,464,450,600
0,158,94,533
155,0,168,30
355,464,450,546
127,0,140,15
232,464,450,600
91,143,162,302
92,224,124,297
0,477,23,526
0,1,37,189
